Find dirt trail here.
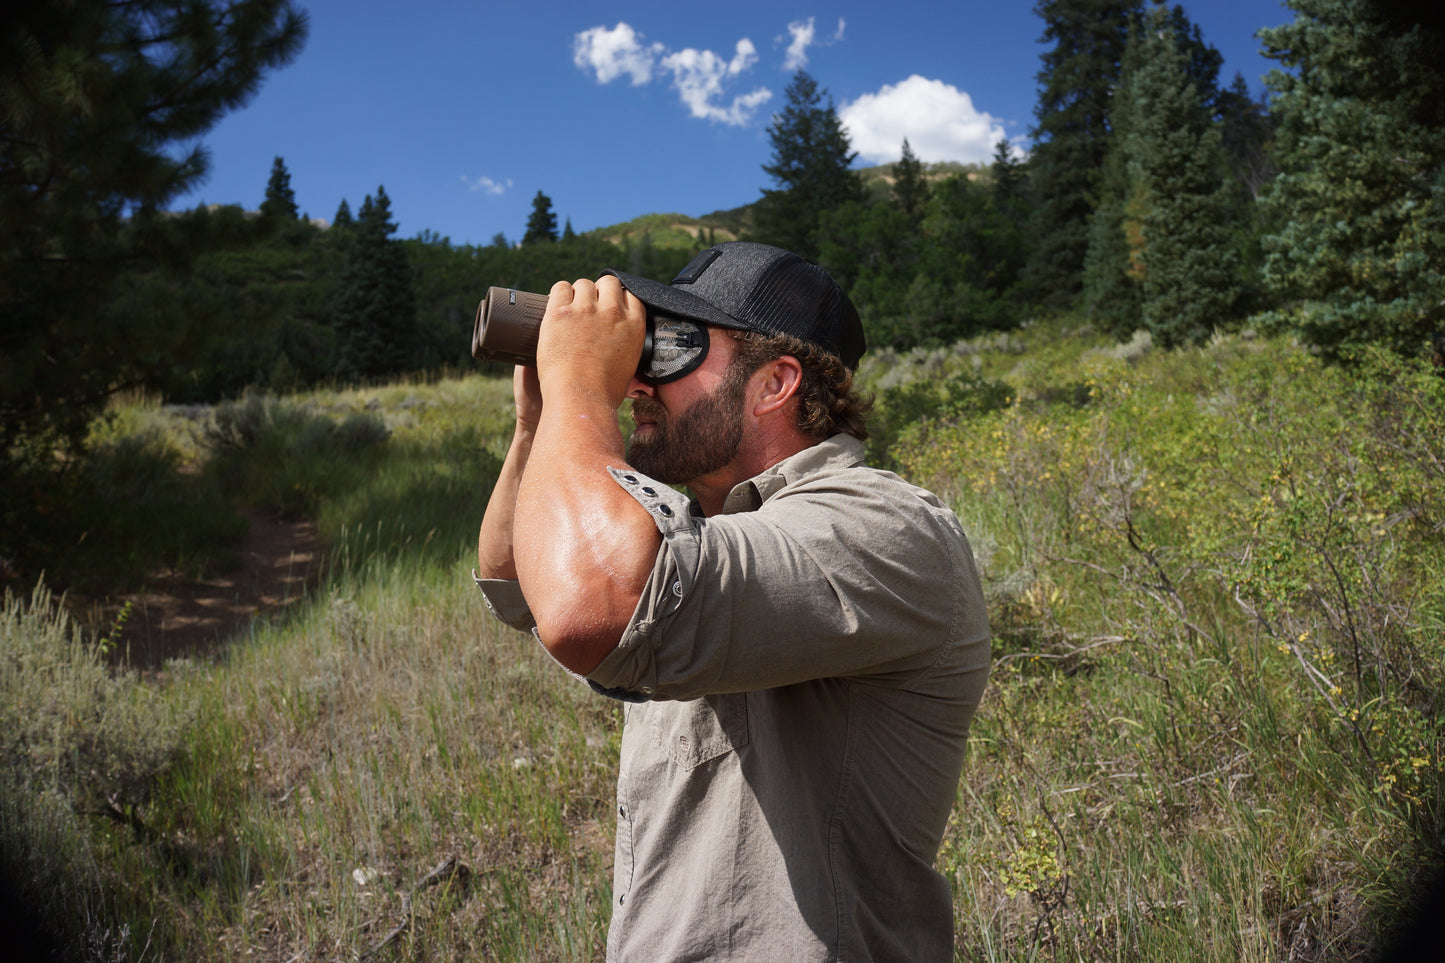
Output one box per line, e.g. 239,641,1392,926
108,509,323,670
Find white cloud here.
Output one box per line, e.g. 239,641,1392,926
660,40,770,124
574,22,771,126
783,18,816,71
461,175,513,196
779,17,844,71
839,75,1009,165
573,22,663,86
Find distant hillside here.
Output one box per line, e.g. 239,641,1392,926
585,212,741,251
586,160,987,250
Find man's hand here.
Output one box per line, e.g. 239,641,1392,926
535,276,646,410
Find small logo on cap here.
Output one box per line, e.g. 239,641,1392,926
671,248,722,285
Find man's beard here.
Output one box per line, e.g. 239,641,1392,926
627,368,748,485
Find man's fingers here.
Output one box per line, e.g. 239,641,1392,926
548,279,576,307
596,274,645,321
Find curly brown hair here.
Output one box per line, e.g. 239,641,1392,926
726,329,872,441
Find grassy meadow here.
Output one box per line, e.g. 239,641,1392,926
3,321,1443,961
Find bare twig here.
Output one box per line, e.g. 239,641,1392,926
361,855,471,961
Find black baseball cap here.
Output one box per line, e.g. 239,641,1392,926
601,241,867,369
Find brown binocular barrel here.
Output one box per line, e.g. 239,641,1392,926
471,287,549,365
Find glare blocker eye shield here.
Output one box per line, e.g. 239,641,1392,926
640,315,709,384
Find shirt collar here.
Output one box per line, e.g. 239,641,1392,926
715,434,866,515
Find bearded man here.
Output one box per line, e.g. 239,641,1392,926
475,242,991,962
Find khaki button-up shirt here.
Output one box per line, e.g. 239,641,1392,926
479,434,991,961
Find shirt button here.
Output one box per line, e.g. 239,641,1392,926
641,486,656,496
623,474,637,484
658,504,674,517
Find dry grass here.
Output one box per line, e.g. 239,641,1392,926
3,330,1443,960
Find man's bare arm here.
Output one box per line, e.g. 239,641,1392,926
477,366,541,581
514,277,661,675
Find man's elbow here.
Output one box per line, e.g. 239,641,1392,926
533,609,625,676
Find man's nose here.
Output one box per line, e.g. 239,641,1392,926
627,376,656,400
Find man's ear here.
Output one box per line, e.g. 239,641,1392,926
752,355,803,418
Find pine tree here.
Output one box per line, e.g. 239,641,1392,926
753,71,865,259
332,186,417,380
1082,18,1148,333
1084,4,1243,343
523,191,558,245
261,155,299,221
332,198,354,230
1258,0,1445,358
891,139,930,222
989,139,1028,205
562,217,577,242
0,0,307,459
1023,0,1142,309
1216,74,1277,200
1128,6,1242,346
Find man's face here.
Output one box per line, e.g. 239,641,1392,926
627,334,751,485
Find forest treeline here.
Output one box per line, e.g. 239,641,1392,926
1,0,1442,574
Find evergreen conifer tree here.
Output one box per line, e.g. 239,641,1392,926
562,217,577,242
1258,0,1445,358
523,191,558,245
891,139,930,222
1128,6,1242,347
989,139,1028,205
332,198,354,230
753,71,864,259
261,155,299,221
1023,0,1142,309
0,0,306,459
332,186,417,379
1084,4,1243,344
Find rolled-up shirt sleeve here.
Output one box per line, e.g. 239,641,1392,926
472,573,537,632
588,459,983,702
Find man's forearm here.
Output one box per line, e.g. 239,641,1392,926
477,423,534,581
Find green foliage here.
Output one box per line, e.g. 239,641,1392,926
1086,5,1254,345
332,197,354,230
333,186,419,381
820,165,1031,351
1024,0,1142,308
1,583,196,957
1258,0,1445,358
0,398,244,591
1084,4,1245,346
206,389,390,518
522,189,559,245
752,71,864,259
900,325,1444,953
890,138,930,221
865,356,1015,469
591,212,732,252
261,155,299,222
3,340,1444,955
1127,7,1244,346
0,0,308,455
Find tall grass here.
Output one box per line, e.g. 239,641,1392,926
2,331,1441,959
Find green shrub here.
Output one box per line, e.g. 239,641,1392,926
0,583,194,957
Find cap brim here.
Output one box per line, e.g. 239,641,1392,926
601,269,753,333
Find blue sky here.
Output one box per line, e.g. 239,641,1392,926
170,1,1292,246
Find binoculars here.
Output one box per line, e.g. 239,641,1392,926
471,286,709,385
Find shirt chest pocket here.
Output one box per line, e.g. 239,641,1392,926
651,692,751,769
